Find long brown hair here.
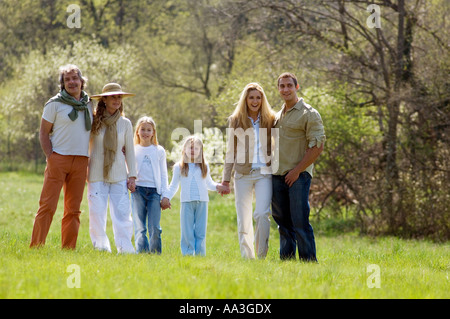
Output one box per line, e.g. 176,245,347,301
91,98,124,135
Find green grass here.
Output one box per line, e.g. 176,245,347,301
0,171,448,299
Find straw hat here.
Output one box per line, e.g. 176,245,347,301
91,83,135,99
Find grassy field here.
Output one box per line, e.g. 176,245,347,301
0,171,448,299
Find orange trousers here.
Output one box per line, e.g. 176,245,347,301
30,153,88,249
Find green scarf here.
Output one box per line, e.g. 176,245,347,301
102,110,121,179
46,89,92,131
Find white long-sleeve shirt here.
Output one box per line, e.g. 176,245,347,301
134,144,168,195
164,162,218,202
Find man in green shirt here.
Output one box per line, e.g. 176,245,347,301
272,72,326,261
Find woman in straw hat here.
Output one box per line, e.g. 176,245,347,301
87,83,137,253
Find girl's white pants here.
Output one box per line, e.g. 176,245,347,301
234,169,272,259
87,180,135,253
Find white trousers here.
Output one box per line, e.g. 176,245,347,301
234,169,272,259
88,180,135,253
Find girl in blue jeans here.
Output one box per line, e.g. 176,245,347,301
131,116,169,253
162,136,227,256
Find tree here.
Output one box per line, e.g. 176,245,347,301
135,0,248,127
221,0,449,239
0,39,142,171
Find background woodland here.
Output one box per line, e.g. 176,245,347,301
0,0,448,240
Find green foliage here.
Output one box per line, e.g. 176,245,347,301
305,84,382,154
0,0,448,239
0,38,141,167
304,85,382,219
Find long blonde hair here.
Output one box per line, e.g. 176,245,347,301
228,82,275,130
179,136,207,178
134,116,159,145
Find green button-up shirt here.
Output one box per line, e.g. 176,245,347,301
273,98,326,177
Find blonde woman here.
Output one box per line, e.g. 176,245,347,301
131,116,169,254
222,82,275,259
162,136,227,256
87,83,136,254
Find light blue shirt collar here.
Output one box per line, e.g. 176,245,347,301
248,113,260,125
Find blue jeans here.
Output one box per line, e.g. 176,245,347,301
180,201,208,256
271,172,317,262
131,186,162,253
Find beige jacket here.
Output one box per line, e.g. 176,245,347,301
87,116,137,183
222,124,273,182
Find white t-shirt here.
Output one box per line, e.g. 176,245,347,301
135,144,157,188
42,101,93,157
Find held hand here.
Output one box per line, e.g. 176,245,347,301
285,169,300,187
216,184,229,196
217,182,231,196
161,197,171,210
127,177,136,192
224,183,231,195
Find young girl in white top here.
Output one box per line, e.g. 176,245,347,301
131,116,169,254
162,136,227,256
